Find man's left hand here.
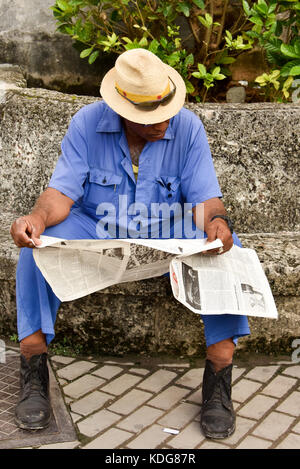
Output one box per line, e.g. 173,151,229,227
204,218,233,255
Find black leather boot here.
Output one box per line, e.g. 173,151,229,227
15,353,51,430
200,359,235,439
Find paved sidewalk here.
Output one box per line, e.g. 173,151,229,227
0,347,300,450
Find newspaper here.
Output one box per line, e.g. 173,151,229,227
32,235,277,318
170,246,278,318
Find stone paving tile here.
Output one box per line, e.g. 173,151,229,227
276,391,300,416
185,388,202,405
292,421,300,434
37,441,80,449
222,416,256,446
83,428,133,449
244,366,280,383
275,433,300,449
147,385,190,410
238,394,278,420
101,373,143,396
198,441,230,449
50,356,75,365
129,368,150,376
282,365,300,379
232,367,246,382
236,436,272,449
126,424,170,449
77,409,121,437
252,411,295,441
167,421,205,449
63,375,105,399
70,390,113,416
261,375,297,398
158,402,200,429
57,361,97,381
138,370,177,393
232,378,262,403
175,369,204,388
92,365,123,380
108,389,152,415
117,405,164,433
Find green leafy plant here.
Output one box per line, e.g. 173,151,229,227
242,0,300,101
51,0,257,102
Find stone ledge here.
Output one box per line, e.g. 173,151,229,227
1,212,299,297
0,211,299,356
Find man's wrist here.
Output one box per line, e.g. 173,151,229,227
210,215,234,234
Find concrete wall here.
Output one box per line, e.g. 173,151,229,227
0,0,114,94
0,69,299,356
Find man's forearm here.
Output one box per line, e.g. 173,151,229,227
31,188,74,227
193,197,227,232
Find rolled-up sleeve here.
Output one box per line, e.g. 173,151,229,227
48,117,89,202
180,117,222,206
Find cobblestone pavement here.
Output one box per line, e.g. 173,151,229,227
1,348,300,450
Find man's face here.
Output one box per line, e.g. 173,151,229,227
123,119,170,142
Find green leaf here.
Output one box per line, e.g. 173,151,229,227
139,37,148,47
197,63,207,76
185,79,195,94
80,47,93,58
289,65,300,76
219,56,236,64
149,39,159,54
160,37,168,48
56,0,69,11
256,1,268,15
280,59,300,76
281,43,300,58
88,50,99,64
242,0,251,16
211,66,221,77
192,0,205,9
177,3,190,17
215,74,226,80
184,53,194,67
249,16,264,26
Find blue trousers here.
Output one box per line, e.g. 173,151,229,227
16,209,250,347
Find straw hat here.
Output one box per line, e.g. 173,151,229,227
100,48,186,125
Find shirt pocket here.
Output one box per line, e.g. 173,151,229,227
156,175,182,204
83,167,122,209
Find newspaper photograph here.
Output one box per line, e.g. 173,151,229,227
170,246,278,318
33,236,277,318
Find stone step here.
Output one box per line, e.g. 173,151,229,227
0,211,299,356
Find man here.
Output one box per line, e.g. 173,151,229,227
10,49,250,439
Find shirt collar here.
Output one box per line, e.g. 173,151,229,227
96,101,174,140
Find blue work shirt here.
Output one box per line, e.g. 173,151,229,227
48,101,222,239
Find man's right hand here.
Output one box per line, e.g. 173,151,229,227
10,213,46,248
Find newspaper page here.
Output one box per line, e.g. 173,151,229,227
32,236,221,301
170,245,278,318
33,236,277,318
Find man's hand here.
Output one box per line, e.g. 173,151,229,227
10,188,74,249
193,198,234,256
205,217,233,255
10,213,46,248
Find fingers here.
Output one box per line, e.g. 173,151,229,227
204,219,233,256
10,217,42,248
